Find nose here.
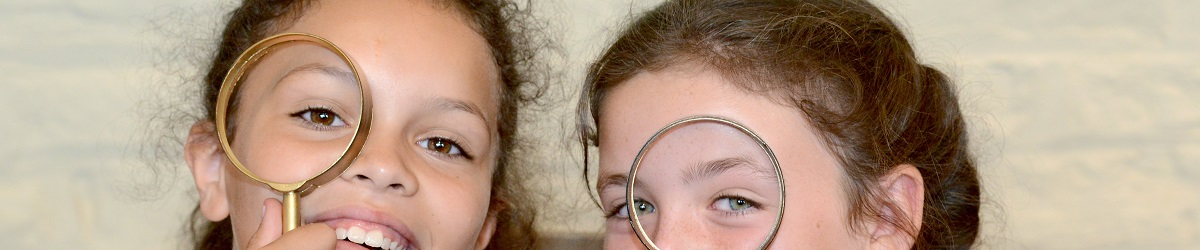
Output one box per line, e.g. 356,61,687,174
338,136,419,196
647,209,714,250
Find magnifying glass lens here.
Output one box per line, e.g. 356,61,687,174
627,117,784,249
222,39,363,184
215,33,371,233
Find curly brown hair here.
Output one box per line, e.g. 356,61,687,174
578,0,980,248
189,0,548,249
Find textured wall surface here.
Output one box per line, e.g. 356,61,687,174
890,1,1200,248
1,0,1197,249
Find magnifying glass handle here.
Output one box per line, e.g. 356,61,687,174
282,191,300,232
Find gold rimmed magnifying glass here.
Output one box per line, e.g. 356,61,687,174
625,116,785,249
214,33,372,232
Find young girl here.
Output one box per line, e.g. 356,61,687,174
580,0,981,248
183,0,545,249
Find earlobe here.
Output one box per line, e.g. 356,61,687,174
473,209,499,250
869,164,924,250
185,121,231,222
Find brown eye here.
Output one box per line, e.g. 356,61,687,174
290,108,346,128
310,110,335,126
426,137,451,154
417,137,472,159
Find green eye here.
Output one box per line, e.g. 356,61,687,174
729,198,751,210
633,200,656,215
612,199,656,219
714,196,757,212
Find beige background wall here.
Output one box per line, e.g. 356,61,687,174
2,0,1197,249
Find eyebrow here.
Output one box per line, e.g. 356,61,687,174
682,156,779,185
597,156,779,193
597,174,629,193
273,63,359,90
427,97,493,131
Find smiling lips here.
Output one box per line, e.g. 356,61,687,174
312,207,417,250
335,226,408,250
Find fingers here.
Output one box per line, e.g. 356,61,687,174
268,222,337,249
246,198,337,250
247,199,284,249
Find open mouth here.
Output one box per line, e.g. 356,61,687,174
311,206,419,250
335,226,412,250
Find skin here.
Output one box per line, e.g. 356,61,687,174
185,1,502,249
596,65,924,249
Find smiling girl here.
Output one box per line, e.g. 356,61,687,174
580,0,982,248
183,0,547,249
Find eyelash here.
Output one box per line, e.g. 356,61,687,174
711,194,761,216
604,195,760,219
605,202,625,219
417,136,475,161
605,198,655,219
288,106,348,131
288,106,477,161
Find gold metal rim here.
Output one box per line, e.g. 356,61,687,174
626,116,786,250
213,32,373,193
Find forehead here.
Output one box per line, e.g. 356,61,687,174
281,0,501,119
639,121,780,182
595,66,831,180
598,67,778,156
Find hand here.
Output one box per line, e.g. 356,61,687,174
246,198,337,250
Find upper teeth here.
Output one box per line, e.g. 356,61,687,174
335,226,405,250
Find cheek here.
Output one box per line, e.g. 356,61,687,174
235,130,348,183
221,165,280,247
603,229,643,250
604,216,639,241
772,164,860,247
421,167,495,243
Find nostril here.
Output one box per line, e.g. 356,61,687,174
387,184,403,189
355,174,371,181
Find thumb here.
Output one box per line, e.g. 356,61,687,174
246,198,284,249
245,198,337,250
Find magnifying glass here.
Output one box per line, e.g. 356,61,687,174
214,33,372,233
626,116,785,249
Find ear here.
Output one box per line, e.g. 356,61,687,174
473,208,500,250
869,164,924,250
185,120,231,222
